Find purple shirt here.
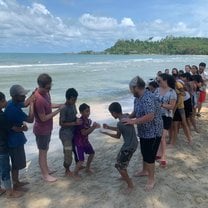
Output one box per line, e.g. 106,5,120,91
74,116,91,147
33,90,53,135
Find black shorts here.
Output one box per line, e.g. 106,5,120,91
9,145,26,170
173,108,185,122
184,98,193,118
162,116,172,130
140,137,161,164
115,148,136,170
35,134,51,150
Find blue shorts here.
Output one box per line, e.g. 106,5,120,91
0,153,12,189
75,143,95,161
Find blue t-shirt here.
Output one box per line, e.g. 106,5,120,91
134,90,163,138
4,100,27,148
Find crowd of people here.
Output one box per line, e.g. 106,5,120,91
0,62,207,198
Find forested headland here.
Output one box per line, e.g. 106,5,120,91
104,36,208,55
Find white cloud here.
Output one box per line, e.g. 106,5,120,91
30,3,50,16
0,0,81,49
79,13,118,30
120,18,135,27
1,0,208,52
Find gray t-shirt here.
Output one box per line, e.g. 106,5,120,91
117,114,138,151
59,104,77,138
154,88,177,118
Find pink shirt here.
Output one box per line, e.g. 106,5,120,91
33,90,53,135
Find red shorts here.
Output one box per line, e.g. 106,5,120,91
198,91,206,103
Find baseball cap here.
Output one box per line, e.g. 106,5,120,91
10,85,30,97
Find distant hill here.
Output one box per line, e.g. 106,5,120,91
104,36,208,55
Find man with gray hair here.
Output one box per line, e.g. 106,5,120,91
122,76,163,191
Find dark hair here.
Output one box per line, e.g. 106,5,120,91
199,62,206,67
192,74,203,83
159,73,175,89
65,88,78,100
181,72,192,81
185,65,191,69
0,92,5,101
79,103,90,113
37,73,52,88
179,69,184,74
148,81,159,89
108,102,122,114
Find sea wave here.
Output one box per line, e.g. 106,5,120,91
0,62,78,69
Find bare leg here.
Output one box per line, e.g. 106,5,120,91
39,149,57,182
86,154,94,174
74,161,84,179
181,114,192,144
159,129,168,167
189,114,199,133
118,169,133,193
145,162,155,191
12,169,19,185
197,102,202,115
169,121,179,146
134,161,148,177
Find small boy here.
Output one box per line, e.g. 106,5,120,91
100,102,138,193
0,91,26,198
74,103,100,177
59,88,82,176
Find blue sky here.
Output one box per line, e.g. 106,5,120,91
0,0,208,52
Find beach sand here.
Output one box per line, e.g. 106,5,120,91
1,104,208,208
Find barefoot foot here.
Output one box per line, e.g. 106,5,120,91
134,171,148,177
65,171,74,177
42,175,57,182
86,168,94,175
14,181,29,188
145,181,155,191
6,190,23,198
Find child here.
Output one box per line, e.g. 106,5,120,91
74,103,100,177
0,92,26,198
100,102,138,193
59,88,82,176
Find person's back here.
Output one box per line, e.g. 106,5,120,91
117,114,138,151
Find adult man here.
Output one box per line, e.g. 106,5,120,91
122,76,163,191
5,85,34,189
33,73,62,182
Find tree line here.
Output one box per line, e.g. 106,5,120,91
104,36,208,55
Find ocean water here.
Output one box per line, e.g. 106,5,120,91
0,53,208,159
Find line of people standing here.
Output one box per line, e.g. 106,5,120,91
0,62,207,197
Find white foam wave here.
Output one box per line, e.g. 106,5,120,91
0,62,78,69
